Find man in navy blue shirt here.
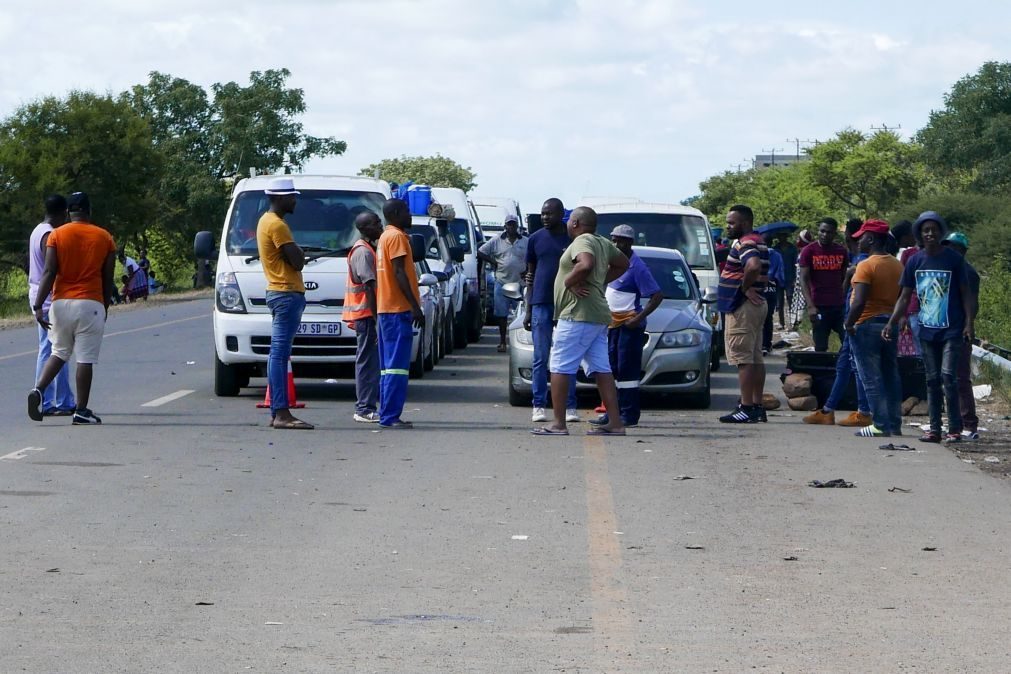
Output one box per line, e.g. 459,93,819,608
885,211,976,444
590,225,662,427
524,198,578,423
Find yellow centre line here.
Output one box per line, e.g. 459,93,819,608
0,313,209,362
584,434,633,660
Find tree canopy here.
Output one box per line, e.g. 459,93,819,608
359,154,477,192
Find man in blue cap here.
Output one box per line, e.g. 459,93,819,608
884,212,976,444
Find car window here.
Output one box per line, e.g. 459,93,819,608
640,256,695,301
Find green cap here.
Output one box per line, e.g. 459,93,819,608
942,231,969,249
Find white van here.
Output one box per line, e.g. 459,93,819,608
195,174,396,396
576,199,723,369
429,187,486,342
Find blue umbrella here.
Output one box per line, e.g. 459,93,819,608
756,221,798,235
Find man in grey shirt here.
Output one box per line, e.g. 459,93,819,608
478,213,528,351
342,212,384,422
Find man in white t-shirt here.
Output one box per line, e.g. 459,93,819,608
27,195,76,416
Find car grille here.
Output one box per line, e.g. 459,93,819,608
249,298,344,308
645,371,698,386
250,335,357,358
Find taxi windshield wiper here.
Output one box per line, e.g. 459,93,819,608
244,246,347,264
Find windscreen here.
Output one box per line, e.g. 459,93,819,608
596,213,713,270
640,255,696,301
474,204,505,231
225,189,386,256
447,218,473,254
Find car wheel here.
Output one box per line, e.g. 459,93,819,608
445,312,455,354
424,328,435,371
466,297,482,342
509,380,531,407
453,309,468,349
214,352,241,397
409,338,425,379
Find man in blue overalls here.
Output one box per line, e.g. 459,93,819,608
591,225,663,428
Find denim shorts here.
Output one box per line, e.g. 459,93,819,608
493,281,519,318
549,319,611,376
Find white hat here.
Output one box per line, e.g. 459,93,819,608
504,213,519,224
264,177,300,195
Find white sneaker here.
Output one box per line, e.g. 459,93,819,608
532,408,547,422
566,409,580,422
353,412,380,423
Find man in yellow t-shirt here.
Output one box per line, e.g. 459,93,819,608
375,197,423,429
256,177,312,430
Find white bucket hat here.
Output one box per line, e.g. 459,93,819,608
264,177,300,195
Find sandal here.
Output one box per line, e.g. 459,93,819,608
919,432,941,443
530,427,569,436
586,427,626,436
271,418,314,430
855,425,888,438
878,443,915,451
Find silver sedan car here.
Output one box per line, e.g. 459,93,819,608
507,246,716,408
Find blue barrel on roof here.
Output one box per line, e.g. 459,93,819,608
408,186,432,216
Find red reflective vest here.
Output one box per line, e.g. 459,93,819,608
342,239,376,325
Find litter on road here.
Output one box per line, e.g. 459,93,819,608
808,479,855,488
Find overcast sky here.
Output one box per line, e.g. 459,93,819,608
2,0,1008,216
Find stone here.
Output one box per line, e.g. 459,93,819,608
782,373,813,398
762,393,781,411
910,400,929,416
787,395,819,411
901,396,920,416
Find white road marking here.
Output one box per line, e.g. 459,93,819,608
141,390,195,408
1,447,46,461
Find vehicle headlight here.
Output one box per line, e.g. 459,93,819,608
656,329,704,348
513,329,533,346
216,272,246,314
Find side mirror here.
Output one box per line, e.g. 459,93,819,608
500,282,523,301
449,246,466,263
410,233,427,263
418,273,439,287
701,285,719,304
194,231,216,260
432,270,449,283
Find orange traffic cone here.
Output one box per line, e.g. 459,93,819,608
256,359,305,409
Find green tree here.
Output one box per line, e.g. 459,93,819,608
693,164,832,227
359,154,477,192
918,61,1011,193
0,91,160,268
807,129,924,218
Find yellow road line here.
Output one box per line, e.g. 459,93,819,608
0,313,208,362
584,435,633,660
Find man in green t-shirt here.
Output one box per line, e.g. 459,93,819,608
531,207,629,437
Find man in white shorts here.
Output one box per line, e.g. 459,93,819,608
530,207,629,437
29,192,116,425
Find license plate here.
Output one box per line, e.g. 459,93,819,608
296,322,342,336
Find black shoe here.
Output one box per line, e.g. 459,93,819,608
720,405,763,424
589,415,609,426
28,388,43,422
755,406,768,423
72,408,102,425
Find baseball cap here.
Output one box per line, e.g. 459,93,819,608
504,213,519,224
610,224,636,240
851,219,889,238
264,177,300,195
942,231,969,249
67,191,90,213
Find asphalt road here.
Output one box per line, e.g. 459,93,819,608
1,297,1010,672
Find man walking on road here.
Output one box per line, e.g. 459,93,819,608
524,198,578,423
531,207,629,437
257,177,313,430
885,212,975,444
717,205,770,424
798,217,848,352
478,213,527,352
28,192,115,425
343,211,384,423
591,224,661,428
28,194,76,417
376,198,424,429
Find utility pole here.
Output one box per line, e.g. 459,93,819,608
762,147,784,168
870,123,902,134
785,138,817,161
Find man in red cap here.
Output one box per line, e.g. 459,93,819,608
844,220,904,438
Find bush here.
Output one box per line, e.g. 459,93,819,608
977,257,1011,348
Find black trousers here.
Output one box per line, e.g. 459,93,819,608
763,287,779,351
811,305,846,352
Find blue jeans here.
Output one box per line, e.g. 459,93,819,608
908,314,922,355
608,325,645,425
530,304,577,409
265,291,306,415
36,310,76,412
851,319,902,435
378,312,413,426
354,317,380,415
920,336,962,435
824,334,869,414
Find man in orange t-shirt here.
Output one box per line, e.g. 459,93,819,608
29,192,116,425
375,198,423,429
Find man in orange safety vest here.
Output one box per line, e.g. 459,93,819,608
343,211,385,423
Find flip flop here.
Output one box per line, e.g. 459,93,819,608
586,427,626,436
271,419,314,430
878,443,915,451
530,427,569,436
